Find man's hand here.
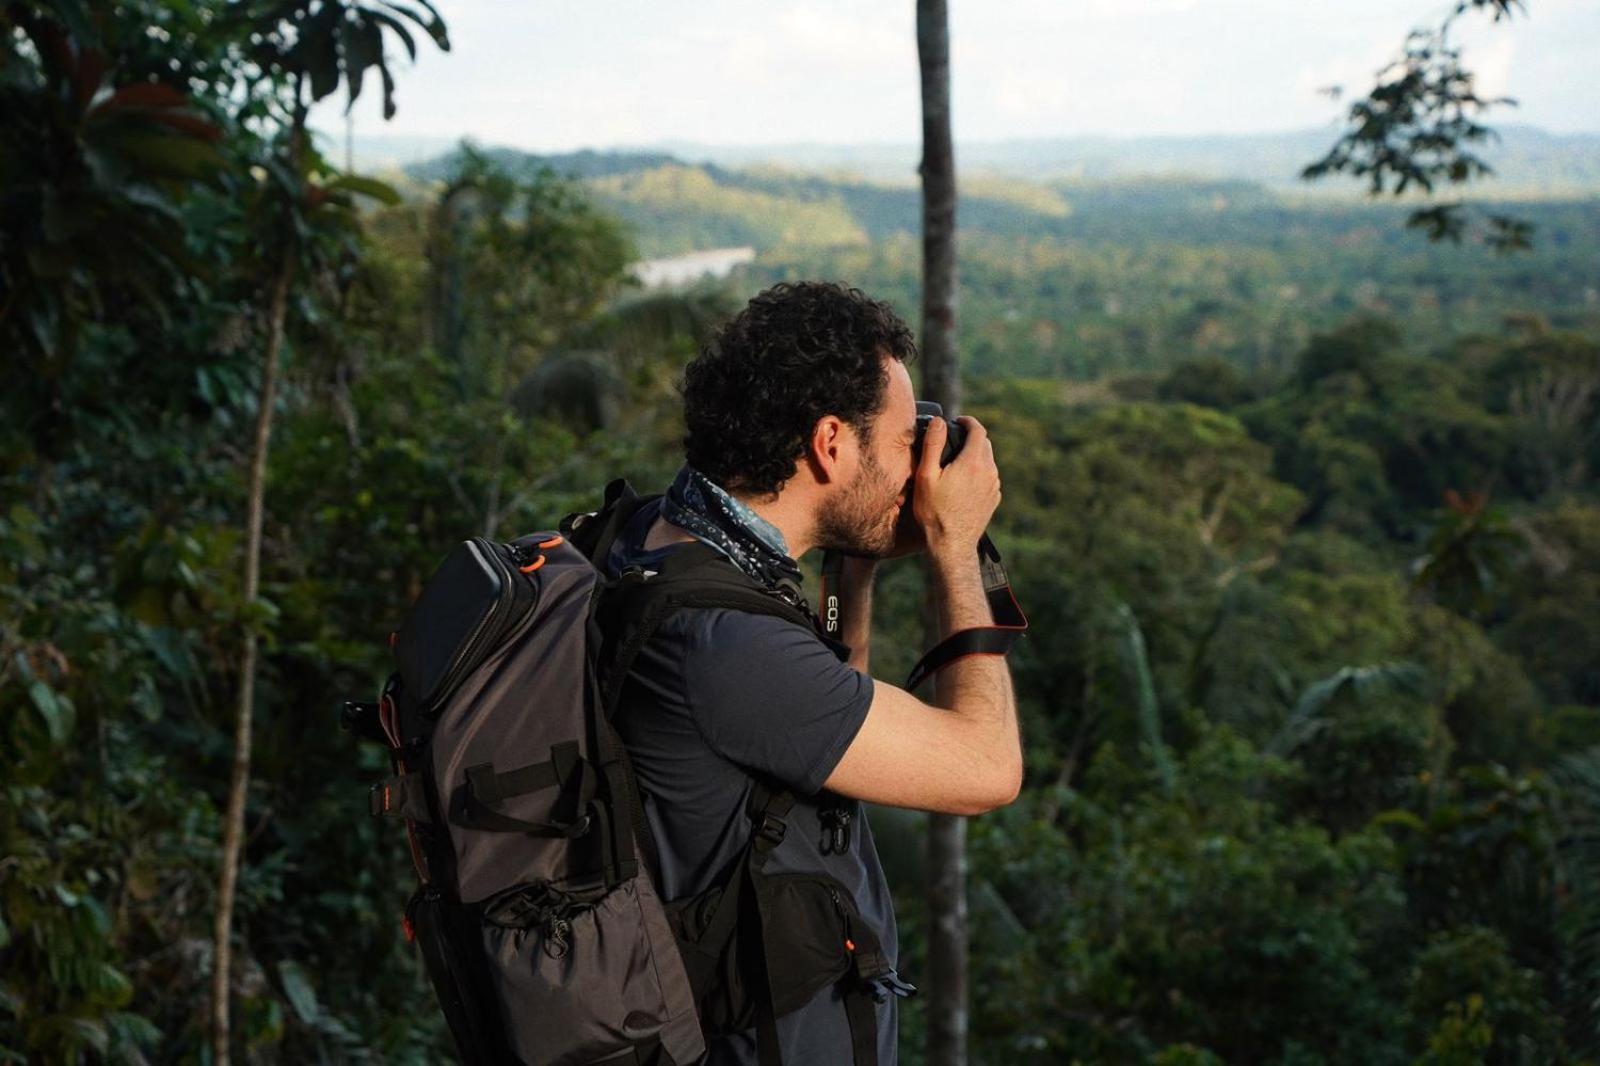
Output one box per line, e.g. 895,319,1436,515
912,415,1001,560
884,414,1002,559
886,506,926,559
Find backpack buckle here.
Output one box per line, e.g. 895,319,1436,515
866,971,918,1003
370,780,398,818
619,564,655,585
753,812,787,849
820,805,852,854
369,773,429,823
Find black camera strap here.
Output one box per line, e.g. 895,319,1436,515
818,534,1027,693
902,532,1027,693
819,549,848,640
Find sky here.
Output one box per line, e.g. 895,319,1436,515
311,0,1600,153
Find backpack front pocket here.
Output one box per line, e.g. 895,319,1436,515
752,872,860,1015
665,870,867,1033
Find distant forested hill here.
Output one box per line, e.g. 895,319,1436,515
403,140,1600,381
396,127,1600,192
663,126,1600,192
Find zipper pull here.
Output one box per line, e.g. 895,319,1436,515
543,912,572,959
828,887,857,954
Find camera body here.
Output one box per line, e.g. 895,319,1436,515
913,400,965,467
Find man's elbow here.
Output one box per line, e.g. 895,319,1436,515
987,761,1024,811
956,759,1022,816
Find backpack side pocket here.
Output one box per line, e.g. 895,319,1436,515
480,877,704,1065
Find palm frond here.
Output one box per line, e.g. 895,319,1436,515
1267,661,1429,757
1112,600,1175,795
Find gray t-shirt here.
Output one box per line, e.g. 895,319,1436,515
608,500,900,1066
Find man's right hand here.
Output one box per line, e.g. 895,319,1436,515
912,415,1002,560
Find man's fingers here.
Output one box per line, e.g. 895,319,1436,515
949,421,997,485
951,417,991,469
918,417,948,478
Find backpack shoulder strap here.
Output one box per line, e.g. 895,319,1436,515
593,541,823,712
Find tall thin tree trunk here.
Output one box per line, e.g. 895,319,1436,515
211,124,301,1066
917,2,967,1064
918,0,960,417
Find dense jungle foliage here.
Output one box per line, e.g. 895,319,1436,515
5,2,1600,1063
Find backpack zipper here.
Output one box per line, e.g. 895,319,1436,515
425,539,538,714
827,885,857,954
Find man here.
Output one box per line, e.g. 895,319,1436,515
607,281,1021,1065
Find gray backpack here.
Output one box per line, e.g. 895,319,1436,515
345,481,907,1065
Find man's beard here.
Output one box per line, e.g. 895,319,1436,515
815,450,899,558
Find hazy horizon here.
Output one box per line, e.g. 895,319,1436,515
327,124,1600,198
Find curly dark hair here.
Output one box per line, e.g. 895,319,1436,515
682,281,917,496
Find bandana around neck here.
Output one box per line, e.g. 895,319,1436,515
661,465,804,592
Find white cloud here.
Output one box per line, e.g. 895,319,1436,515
313,0,1600,151
773,4,909,65
1455,24,1518,101
1293,33,1405,118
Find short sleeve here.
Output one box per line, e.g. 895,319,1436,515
673,609,873,795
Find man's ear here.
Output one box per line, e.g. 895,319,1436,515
807,414,855,485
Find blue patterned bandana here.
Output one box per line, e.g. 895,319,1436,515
661,465,804,592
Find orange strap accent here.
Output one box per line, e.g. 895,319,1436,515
514,536,561,574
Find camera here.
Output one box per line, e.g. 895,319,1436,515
913,400,965,467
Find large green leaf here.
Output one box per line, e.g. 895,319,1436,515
327,173,400,205
277,960,321,1025
339,17,383,106
92,130,223,181
304,0,346,100
379,0,451,49
364,8,416,62
27,680,74,745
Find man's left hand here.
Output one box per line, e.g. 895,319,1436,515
883,504,926,559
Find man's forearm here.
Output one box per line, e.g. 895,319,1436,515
928,550,1020,792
